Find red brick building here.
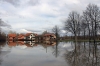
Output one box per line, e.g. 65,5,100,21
7,34,17,41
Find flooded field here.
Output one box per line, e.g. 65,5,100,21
0,41,100,66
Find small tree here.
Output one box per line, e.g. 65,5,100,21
42,30,48,35
52,25,60,39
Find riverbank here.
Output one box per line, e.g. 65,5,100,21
60,39,100,42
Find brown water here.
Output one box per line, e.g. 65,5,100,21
0,41,100,66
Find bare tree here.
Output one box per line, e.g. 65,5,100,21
80,17,88,39
42,30,48,35
83,4,100,41
65,11,81,40
52,25,60,39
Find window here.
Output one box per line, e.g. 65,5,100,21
30,44,33,46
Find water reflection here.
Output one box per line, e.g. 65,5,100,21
0,41,100,66
64,41,100,66
7,41,60,58
7,41,56,48
52,41,59,58
0,42,10,65
0,41,63,66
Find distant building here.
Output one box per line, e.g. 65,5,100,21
17,34,25,40
7,32,56,43
7,34,17,41
36,35,44,42
25,33,38,41
43,33,56,41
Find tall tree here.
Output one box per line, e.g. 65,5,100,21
80,16,88,39
83,4,100,41
65,11,81,40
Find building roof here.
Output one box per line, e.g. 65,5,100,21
18,34,25,38
8,34,17,37
26,33,32,36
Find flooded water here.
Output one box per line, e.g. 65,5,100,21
0,41,100,66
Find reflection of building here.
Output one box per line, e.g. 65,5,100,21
7,41,16,47
17,41,25,45
7,41,38,48
7,41,25,47
25,41,35,46
7,40,56,48
25,43,38,47
43,41,56,46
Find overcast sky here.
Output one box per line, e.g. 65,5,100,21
0,0,100,35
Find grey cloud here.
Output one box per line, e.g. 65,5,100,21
61,0,100,14
0,19,11,28
64,3,85,14
80,0,100,4
26,29,42,32
24,28,45,34
2,0,39,7
3,0,20,6
28,0,39,6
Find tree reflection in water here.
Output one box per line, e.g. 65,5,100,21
64,41,100,66
1,40,100,66
52,41,60,58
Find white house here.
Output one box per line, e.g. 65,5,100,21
25,33,36,41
